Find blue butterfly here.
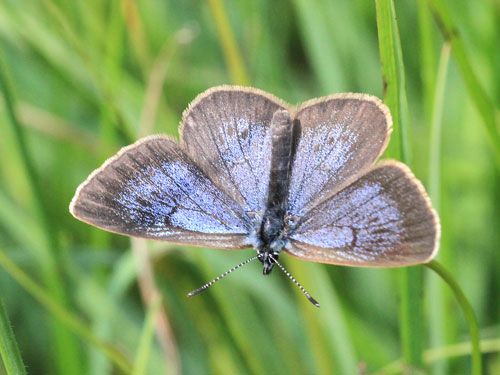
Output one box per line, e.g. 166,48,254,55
70,86,440,307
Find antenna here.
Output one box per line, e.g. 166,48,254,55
187,255,259,297
269,255,320,308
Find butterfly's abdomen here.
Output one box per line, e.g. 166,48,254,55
266,110,295,212
260,110,298,252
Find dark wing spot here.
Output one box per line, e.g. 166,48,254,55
164,205,178,226
240,128,249,140
136,197,152,208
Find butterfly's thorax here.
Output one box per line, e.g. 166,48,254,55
257,109,298,274
258,208,285,274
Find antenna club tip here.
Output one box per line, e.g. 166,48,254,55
187,287,206,297
307,296,320,308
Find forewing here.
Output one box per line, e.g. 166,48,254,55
180,86,288,216
70,136,251,249
287,161,440,266
288,94,392,215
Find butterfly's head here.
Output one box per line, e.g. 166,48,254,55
258,251,277,275
258,240,284,275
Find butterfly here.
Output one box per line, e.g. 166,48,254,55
70,86,440,307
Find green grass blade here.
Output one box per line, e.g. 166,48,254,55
98,0,126,154
291,0,347,93
398,267,424,368
375,0,410,161
425,261,482,375
427,47,451,210
0,191,44,253
0,300,26,375
70,262,167,374
39,1,136,142
426,43,451,375
132,295,162,375
417,0,438,124
191,253,275,374
376,338,497,374
424,338,499,364
375,0,424,369
207,0,250,85
427,0,500,167
131,239,180,374
0,248,133,374
0,50,83,375
289,262,359,374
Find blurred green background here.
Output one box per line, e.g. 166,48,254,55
0,0,498,374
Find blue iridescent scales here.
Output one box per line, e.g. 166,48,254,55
70,85,440,267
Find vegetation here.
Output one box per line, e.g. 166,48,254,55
0,0,498,373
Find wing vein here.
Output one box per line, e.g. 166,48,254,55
298,173,401,230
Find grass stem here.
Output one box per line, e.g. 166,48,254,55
426,43,451,375
375,0,424,369
425,261,482,375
